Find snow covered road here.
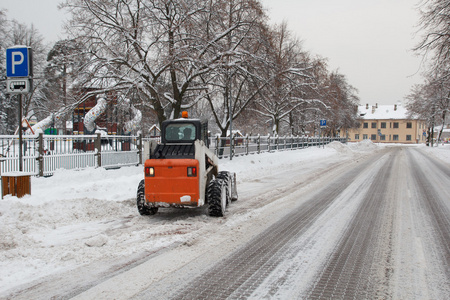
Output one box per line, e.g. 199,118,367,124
1,142,449,299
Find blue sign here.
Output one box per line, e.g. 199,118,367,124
6,47,32,77
320,119,327,127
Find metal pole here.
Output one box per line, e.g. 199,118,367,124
229,77,233,161
19,94,23,172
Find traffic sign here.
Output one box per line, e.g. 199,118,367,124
6,78,31,94
6,47,33,77
320,119,327,127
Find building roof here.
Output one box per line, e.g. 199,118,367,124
358,103,410,120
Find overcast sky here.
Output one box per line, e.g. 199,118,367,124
2,0,424,106
260,0,424,106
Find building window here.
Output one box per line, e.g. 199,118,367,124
406,135,412,141
363,122,368,129
393,122,399,129
393,135,399,141
380,135,386,141
363,134,368,140
407,122,412,129
371,134,377,140
381,122,386,128
371,122,377,128
355,134,360,140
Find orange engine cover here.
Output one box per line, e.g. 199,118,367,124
144,159,200,207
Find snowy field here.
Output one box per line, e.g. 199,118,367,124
1,141,449,298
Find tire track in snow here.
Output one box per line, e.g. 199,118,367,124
305,149,397,299
161,152,387,299
408,149,450,259
405,149,450,298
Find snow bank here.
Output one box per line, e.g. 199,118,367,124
419,143,450,162
348,139,379,151
220,145,347,181
326,141,353,154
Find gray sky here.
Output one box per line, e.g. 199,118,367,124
1,0,68,44
2,0,424,105
260,0,424,105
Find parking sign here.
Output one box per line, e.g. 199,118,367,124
6,47,33,77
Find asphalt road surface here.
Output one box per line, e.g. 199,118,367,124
131,147,450,299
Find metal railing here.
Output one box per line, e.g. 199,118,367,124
0,133,345,177
209,135,347,159
0,133,142,177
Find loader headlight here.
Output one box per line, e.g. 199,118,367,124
187,167,197,177
145,167,155,177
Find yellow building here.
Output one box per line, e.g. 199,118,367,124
347,104,427,144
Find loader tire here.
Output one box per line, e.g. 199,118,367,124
216,171,231,204
207,179,228,217
137,180,158,216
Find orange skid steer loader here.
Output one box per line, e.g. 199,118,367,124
137,112,237,217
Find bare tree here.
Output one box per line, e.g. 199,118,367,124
406,71,450,145
0,9,10,134
198,0,269,138
415,0,450,73
321,71,359,137
410,0,450,145
252,23,320,135
61,0,258,127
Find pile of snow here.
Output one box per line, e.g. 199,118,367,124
348,139,379,152
420,143,450,162
320,140,379,155
326,141,353,154
220,144,352,182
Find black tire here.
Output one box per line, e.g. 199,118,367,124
216,171,231,204
137,179,158,215
207,179,228,217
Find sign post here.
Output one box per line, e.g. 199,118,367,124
320,119,327,148
6,46,33,172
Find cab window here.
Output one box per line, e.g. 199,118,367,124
165,123,196,142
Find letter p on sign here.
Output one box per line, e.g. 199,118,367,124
12,52,24,74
